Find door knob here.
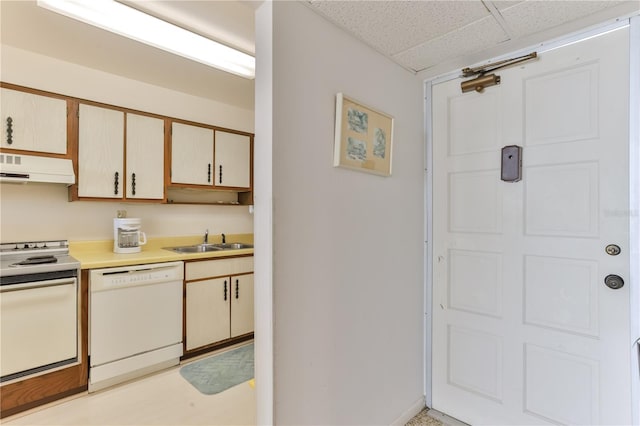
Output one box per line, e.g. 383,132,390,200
604,274,624,290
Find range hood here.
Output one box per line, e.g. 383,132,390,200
0,153,75,185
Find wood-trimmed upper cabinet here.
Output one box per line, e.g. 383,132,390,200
214,130,251,189
0,88,67,154
78,104,124,198
125,113,164,200
171,122,214,186
77,104,164,200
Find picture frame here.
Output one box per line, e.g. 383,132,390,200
333,93,394,176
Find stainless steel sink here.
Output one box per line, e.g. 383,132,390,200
164,244,224,253
211,243,253,250
163,242,253,253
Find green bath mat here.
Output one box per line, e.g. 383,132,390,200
180,343,254,395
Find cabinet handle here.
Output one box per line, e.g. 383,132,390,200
219,165,223,184
114,172,119,195
235,279,239,299
224,280,227,301
131,173,136,196
6,117,13,145
207,163,211,183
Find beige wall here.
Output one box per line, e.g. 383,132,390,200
256,2,425,424
0,45,254,242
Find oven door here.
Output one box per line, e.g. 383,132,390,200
0,271,78,382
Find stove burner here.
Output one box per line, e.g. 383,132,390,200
10,255,59,267
1,240,79,278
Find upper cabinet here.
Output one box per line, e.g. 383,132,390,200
76,104,165,200
171,122,214,186
77,104,124,198
0,87,67,154
214,131,251,189
1,83,253,205
126,113,165,200
170,123,253,194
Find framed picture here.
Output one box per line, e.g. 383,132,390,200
333,93,394,176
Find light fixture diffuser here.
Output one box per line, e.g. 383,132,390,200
37,0,255,79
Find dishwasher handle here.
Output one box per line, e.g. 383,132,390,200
0,277,77,293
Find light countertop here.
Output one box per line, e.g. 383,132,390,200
70,234,253,269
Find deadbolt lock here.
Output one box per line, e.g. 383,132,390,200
604,274,624,290
605,244,621,256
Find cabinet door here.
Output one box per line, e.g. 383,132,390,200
78,104,124,198
126,113,164,199
214,130,250,189
231,273,254,337
171,122,213,186
1,88,67,154
186,277,231,351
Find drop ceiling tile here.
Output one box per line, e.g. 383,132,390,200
307,0,491,55
393,15,509,72
490,0,525,11
500,1,630,38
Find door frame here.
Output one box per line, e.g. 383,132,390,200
423,16,640,423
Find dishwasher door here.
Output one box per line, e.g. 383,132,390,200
89,261,183,391
1,277,78,382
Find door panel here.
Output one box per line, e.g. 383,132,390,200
524,63,599,146
448,250,502,318
432,27,631,425
525,162,599,237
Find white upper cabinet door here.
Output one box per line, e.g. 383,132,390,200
78,104,124,198
214,130,251,189
0,88,67,154
171,122,213,186
126,113,164,200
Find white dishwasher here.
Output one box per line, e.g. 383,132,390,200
89,261,183,392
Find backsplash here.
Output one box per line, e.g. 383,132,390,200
0,182,253,242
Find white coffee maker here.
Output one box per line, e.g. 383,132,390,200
113,218,147,253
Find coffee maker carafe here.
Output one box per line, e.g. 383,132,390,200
113,218,147,253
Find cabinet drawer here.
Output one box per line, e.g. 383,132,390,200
185,256,253,281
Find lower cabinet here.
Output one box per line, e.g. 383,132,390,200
184,256,253,352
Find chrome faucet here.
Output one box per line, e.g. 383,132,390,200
203,229,209,244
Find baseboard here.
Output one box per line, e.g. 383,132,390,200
390,396,426,426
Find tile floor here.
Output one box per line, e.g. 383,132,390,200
2,347,256,426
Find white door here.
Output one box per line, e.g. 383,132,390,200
126,113,165,199
432,27,631,425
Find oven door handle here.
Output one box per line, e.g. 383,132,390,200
0,277,77,293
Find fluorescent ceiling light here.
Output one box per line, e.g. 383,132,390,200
37,0,255,79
